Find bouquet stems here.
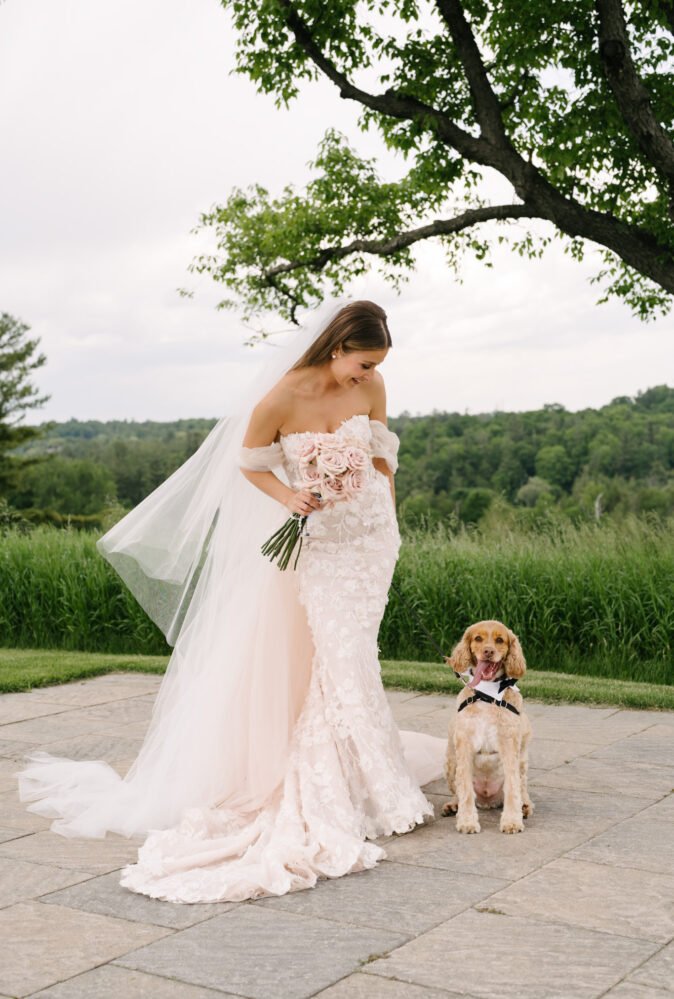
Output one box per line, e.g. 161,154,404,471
261,512,308,570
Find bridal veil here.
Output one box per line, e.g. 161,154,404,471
16,300,351,838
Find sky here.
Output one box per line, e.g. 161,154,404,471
1,0,671,426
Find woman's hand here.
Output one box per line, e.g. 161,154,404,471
284,488,323,517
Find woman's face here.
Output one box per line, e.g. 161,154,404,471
332,348,389,388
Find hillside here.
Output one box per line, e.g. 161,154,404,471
5,385,673,526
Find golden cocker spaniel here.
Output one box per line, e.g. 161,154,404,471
441,619,534,834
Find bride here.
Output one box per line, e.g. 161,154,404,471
15,298,447,904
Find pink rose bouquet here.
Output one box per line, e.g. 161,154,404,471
261,438,368,570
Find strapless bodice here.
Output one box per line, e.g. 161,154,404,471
279,413,374,490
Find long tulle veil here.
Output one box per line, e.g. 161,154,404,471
16,299,350,838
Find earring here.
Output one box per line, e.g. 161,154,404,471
331,353,337,359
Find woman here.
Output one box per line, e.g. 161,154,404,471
15,299,446,904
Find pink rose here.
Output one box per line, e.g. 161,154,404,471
321,475,345,500
316,447,348,476
343,446,368,470
299,440,319,464
299,466,321,488
342,469,364,495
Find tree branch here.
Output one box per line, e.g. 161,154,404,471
277,0,486,161
434,0,509,145
273,1,674,296
596,0,674,193
263,204,536,278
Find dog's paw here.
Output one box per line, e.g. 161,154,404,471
456,817,481,834
441,800,458,817
522,800,534,818
500,816,524,834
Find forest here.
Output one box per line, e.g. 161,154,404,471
4,384,672,532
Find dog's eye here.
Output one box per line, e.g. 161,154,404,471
496,637,504,644
474,636,483,642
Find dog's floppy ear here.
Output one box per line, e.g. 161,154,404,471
504,630,526,679
448,627,473,674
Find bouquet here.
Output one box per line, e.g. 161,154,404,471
261,438,368,570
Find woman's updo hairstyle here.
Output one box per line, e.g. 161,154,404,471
291,300,391,370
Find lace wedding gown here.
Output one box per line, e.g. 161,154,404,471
17,414,446,904
117,415,446,902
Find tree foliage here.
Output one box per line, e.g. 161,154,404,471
0,312,51,493
8,386,673,527
189,0,674,322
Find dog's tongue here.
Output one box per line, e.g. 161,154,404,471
468,660,497,688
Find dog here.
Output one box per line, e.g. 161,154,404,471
441,620,533,834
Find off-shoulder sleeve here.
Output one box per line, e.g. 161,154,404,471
237,442,284,471
369,419,400,474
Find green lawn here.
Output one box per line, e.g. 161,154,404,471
1,648,672,711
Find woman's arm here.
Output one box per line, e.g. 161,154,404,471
368,373,396,506
240,398,322,517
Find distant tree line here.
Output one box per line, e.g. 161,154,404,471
3,385,672,530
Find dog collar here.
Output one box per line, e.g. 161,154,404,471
457,676,521,716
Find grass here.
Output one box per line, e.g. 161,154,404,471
1,648,673,711
380,659,674,711
384,515,674,685
1,514,672,684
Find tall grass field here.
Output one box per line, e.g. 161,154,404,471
1,516,671,684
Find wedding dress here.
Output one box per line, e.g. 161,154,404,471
118,415,445,902
15,301,447,904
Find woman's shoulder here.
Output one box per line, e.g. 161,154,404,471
255,374,296,415
366,370,387,423
246,380,294,446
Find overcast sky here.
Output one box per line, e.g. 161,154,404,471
1,0,670,426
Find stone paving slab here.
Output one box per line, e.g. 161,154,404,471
255,859,508,936
523,704,658,745
0,758,32,793
41,869,236,930
315,975,473,998
530,754,674,799
0,828,143,874
0,900,171,997
0,675,671,999
568,811,674,874
0,710,117,745
0,788,53,832
29,964,237,998
627,941,674,991
12,731,144,767
0,694,76,727
644,793,674,819
20,677,161,708
481,856,674,941
115,906,409,999
603,984,671,997
527,736,598,769
379,784,649,880
363,909,660,999
0,857,92,910
0,826,31,844
587,724,674,766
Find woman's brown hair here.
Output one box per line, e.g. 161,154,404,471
290,301,392,371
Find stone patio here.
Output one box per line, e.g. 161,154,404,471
0,672,673,999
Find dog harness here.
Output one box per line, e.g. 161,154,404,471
456,676,521,716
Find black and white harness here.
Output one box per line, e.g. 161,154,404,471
454,673,521,716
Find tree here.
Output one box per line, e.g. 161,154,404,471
0,312,51,493
190,0,674,323
11,457,116,516
535,444,575,490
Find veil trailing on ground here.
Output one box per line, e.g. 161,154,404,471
16,299,350,838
